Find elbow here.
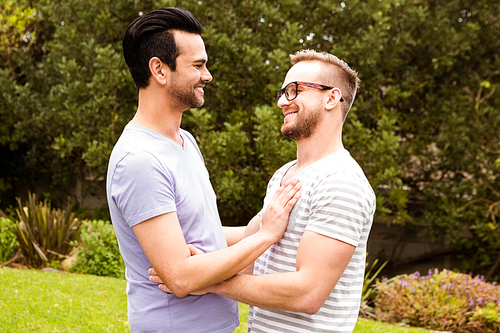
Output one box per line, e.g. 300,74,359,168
166,280,192,298
157,271,193,298
299,303,323,315
295,294,325,315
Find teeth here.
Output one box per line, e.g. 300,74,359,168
284,112,297,122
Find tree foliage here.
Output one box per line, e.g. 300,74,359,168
0,0,499,276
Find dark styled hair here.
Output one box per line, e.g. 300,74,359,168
122,7,202,89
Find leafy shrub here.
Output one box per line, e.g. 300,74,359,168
15,192,80,268
374,268,500,332
71,220,124,278
0,217,18,264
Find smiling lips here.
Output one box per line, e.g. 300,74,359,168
195,82,205,95
195,86,204,95
284,111,297,122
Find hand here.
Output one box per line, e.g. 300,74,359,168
186,244,204,256
148,244,205,291
260,178,301,243
149,264,215,296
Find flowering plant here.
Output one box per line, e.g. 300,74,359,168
374,268,500,332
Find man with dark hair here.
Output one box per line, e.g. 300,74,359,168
107,7,300,333
151,50,376,332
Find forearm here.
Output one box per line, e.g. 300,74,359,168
145,179,301,298
163,230,276,297
212,272,323,315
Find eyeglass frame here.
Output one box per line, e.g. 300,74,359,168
275,81,344,102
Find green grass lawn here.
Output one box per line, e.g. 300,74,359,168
0,268,429,332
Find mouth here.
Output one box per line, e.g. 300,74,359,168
195,82,205,95
283,111,297,122
195,86,204,95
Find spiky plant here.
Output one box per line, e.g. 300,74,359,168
15,192,81,268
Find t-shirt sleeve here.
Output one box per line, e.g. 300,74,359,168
109,150,177,227
305,172,373,247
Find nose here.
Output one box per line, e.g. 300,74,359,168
202,67,213,83
277,93,290,109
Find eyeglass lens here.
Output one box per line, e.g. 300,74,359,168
285,82,297,101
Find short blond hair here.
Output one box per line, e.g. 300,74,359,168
290,50,359,120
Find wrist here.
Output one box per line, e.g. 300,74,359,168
256,227,280,245
212,275,237,297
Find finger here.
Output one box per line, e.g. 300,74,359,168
158,284,172,293
149,275,163,283
187,244,205,256
282,182,302,203
276,181,302,206
148,267,158,276
284,191,301,210
272,178,300,204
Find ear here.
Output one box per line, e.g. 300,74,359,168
148,57,168,85
325,88,343,111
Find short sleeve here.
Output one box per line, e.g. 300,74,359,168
306,172,373,247
109,150,177,227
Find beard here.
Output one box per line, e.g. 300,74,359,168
170,75,204,109
281,108,321,140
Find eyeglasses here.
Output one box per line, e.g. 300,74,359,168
275,81,344,102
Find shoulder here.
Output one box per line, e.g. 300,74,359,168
303,150,376,211
312,150,373,191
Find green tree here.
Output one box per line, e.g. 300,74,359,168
1,0,499,277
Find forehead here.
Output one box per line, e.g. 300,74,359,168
172,30,207,62
282,60,323,87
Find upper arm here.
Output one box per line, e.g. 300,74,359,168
223,226,246,247
132,212,190,283
243,215,261,238
296,230,356,305
238,215,261,274
222,215,261,247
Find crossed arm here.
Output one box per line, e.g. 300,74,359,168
150,218,355,314
133,179,301,298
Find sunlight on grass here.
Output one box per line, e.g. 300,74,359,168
0,268,128,332
0,268,431,332
354,318,431,332
235,302,249,333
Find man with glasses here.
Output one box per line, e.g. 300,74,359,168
151,49,375,332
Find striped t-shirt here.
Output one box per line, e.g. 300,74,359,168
248,149,376,333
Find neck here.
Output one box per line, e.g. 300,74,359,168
130,87,185,145
294,118,344,169
295,134,343,168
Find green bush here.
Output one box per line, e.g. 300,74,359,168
15,192,80,268
71,220,124,278
0,217,18,264
374,269,500,332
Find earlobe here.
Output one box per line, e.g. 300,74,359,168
149,57,168,85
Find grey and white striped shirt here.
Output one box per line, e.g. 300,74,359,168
249,148,376,333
